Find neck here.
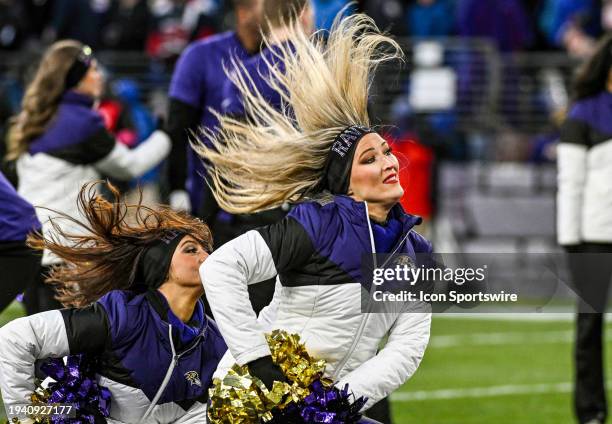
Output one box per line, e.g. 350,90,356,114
607,79,612,93
367,202,393,224
157,284,201,323
236,26,260,54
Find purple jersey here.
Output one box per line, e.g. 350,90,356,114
0,171,40,242
169,31,252,210
222,42,292,117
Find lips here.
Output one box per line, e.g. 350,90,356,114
383,173,398,184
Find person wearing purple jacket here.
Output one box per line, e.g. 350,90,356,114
558,35,612,424
0,170,41,313
166,0,263,218
0,182,227,423
5,40,171,314
195,13,432,418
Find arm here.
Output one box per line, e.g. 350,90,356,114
557,117,588,245
167,43,206,203
0,306,108,420
200,230,277,365
200,216,314,365
0,311,69,418
166,98,201,194
94,130,171,181
336,307,431,410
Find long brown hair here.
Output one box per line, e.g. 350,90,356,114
5,40,85,161
27,181,213,308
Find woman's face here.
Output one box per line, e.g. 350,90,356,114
348,132,404,207
168,235,209,289
75,59,104,99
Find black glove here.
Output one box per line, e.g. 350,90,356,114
246,355,287,390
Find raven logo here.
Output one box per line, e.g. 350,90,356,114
184,371,202,387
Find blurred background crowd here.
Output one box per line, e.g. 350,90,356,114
2,0,606,251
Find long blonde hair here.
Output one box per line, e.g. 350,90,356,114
5,40,85,161
192,13,402,214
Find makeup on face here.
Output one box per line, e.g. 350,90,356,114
349,133,404,205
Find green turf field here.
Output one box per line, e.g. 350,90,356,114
1,303,610,423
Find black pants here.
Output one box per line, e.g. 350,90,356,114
567,243,612,424
0,241,42,314
22,264,63,315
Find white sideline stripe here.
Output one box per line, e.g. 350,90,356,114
392,380,612,402
391,382,572,402
430,330,612,348
434,313,612,322
431,330,570,347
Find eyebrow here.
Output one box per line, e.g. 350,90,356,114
179,239,196,248
358,141,388,159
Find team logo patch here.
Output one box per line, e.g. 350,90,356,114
184,371,202,387
393,254,416,269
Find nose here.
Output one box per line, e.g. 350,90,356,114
382,154,395,171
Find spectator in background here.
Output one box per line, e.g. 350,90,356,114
217,0,313,317
166,0,262,219
46,0,113,48
311,0,354,31
24,0,55,41
222,0,314,129
0,0,32,50
102,0,152,50
539,0,600,57
98,78,162,204
456,0,533,51
557,34,612,424
360,0,407,36
4,40,171,314
407,0,454,37
146,0,192,60
146,0,224,60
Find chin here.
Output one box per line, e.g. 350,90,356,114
383,185,404,204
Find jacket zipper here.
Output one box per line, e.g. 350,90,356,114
332,201,377,380
139,325,204,423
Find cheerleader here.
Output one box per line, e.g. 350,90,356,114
5,40,171,313
558,34,612,424
195,14,432,411
0,182,226,423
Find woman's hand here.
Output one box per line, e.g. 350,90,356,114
247,355,287,390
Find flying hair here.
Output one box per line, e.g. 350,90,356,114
192,13,403,213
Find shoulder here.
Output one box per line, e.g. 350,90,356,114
51,103,106,143
408,229,433,254
96,290,147,341
567,93,604,122
182,32,236,58
289,194,339,228
28,106,107,157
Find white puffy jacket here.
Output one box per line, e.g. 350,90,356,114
201,195,432,410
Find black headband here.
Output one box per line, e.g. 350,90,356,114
321,125,376,194
65,45,94,91
135,230,187,289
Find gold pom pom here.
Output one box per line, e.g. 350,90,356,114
207,330,331,423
